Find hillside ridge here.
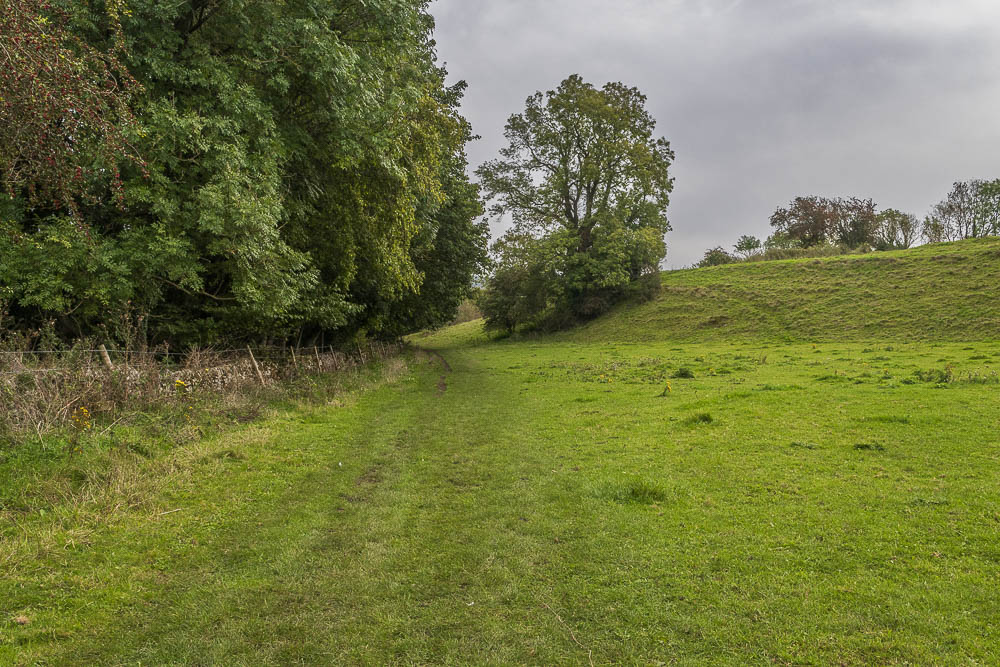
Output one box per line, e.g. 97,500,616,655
561,237,1000,342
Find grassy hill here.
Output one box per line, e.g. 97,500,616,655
564,238,1000,343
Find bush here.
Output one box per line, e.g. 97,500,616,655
697,247,737,267
913,366,955,384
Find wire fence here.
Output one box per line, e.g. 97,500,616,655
0,344,392,357
0,342,405,377
0,340,408,439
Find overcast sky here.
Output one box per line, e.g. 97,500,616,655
429,0,1000,267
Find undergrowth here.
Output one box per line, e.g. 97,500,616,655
0,351,409,536
0,341,401,447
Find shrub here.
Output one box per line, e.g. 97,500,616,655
697,247,737,267
451,300,482,325
913,366,955,384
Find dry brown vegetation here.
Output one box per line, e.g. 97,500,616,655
0,340,403,444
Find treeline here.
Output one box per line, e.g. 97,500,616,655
0,0,487,348
699,179,1000,267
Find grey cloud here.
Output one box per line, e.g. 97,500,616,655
431,0,1000,267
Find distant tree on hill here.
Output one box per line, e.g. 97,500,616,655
830,198,877,248
923,179,1000,242
770,196,912,250
979,180,1000,236
769,196,833,247
921,217,949,244
697,246,737,267
477,75,674,332
733,235,762,259
874,209,919,250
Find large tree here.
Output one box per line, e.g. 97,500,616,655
0,0,486,346
476,75,674,330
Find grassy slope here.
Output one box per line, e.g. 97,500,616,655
5,240,1000,664
568,238,1000,342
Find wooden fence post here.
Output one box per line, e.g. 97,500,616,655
99,344,114,372
247,346,266,385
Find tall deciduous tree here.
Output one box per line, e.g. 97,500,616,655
477,75,674,330
0,0,487,346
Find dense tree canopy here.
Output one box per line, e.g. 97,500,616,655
769,196,878,249
0,0,487,347
767,195,928,252
477,75,674,332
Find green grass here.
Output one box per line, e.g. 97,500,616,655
4,241,1000,663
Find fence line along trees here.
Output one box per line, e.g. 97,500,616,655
476,75,674,333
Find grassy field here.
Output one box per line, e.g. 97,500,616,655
3,240,1000,664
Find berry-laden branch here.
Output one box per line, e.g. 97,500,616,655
0,0,145,217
